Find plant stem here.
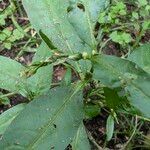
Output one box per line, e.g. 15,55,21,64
87,131,104,150
133,29,145,48
15,31,37,60
121,115,138,150
11,14,32,39
0,92,16,99
100,38,111,52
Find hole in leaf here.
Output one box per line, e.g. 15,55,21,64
94,22,100,37
53,124,57,128
51,146,55,149
67,6,73,13
77,3,85,11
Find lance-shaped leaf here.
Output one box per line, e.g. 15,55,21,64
27,65,53,97
32,42,52,62
106,115,114,141
125,78,150,118
23,0,108,77
0,104,26,135
0,44,52,98
0,86,84,149
71,123,90,150
128,43,150,74
27,43,53,97
0,56,26,94
23,0,108,54
93,55,150,118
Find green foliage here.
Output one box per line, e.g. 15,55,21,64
110,31,132,45
26,43,53,97
0,56,26,94
104,88,123,110
93,54,150,118
71,123,91,150
0,28,25,50
0,42,53,99
84,104,100,119
137,0,148,7
0,86,84,149
106,115,115,141
0,92,10,105
0,104,26,135
128,43,150,74
0,0,149,149
0,1,34,51
0,2,15,26
98,0,150,49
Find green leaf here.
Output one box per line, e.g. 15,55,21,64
0,44,52,98
0,93,10,105
98,11,106,23
71,123,90,150
27,43,53,97
0,56,27,94
23,0,108,77
23,0,107,54
93,55,144,87
111,2,127,15
2,29,12,37
13,29,24,40
106,115,114,141
32,42,52,62
0,16,6,26
0,33,7,41
138,0,148,7
128,44,150,74
104,88,123,110
0,104,26,135
142,20,150,30
93,55,150,118
27,65,53,97
62,68,72,86
39,30,57,50
0,86,84,149
3,42,11,50
7,36,16,42
110,31,132,45
132,12,139,19
84,104,100,119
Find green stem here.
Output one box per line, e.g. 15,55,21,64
15,31,37,60
133,29,145,48
11,14,32,39
121,115,138,150
0,92,16,99
99,38,111,52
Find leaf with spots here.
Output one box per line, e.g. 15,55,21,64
0,56,27,95
0,104,26,135
128,43,150,74
23,0,108,54
71,123,91,150
27,43,53,97
0,86,84,149
93,55,150,118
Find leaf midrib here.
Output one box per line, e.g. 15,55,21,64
26,87,82,149
84,2,96,49
44,0,74,54
95,57,150,99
